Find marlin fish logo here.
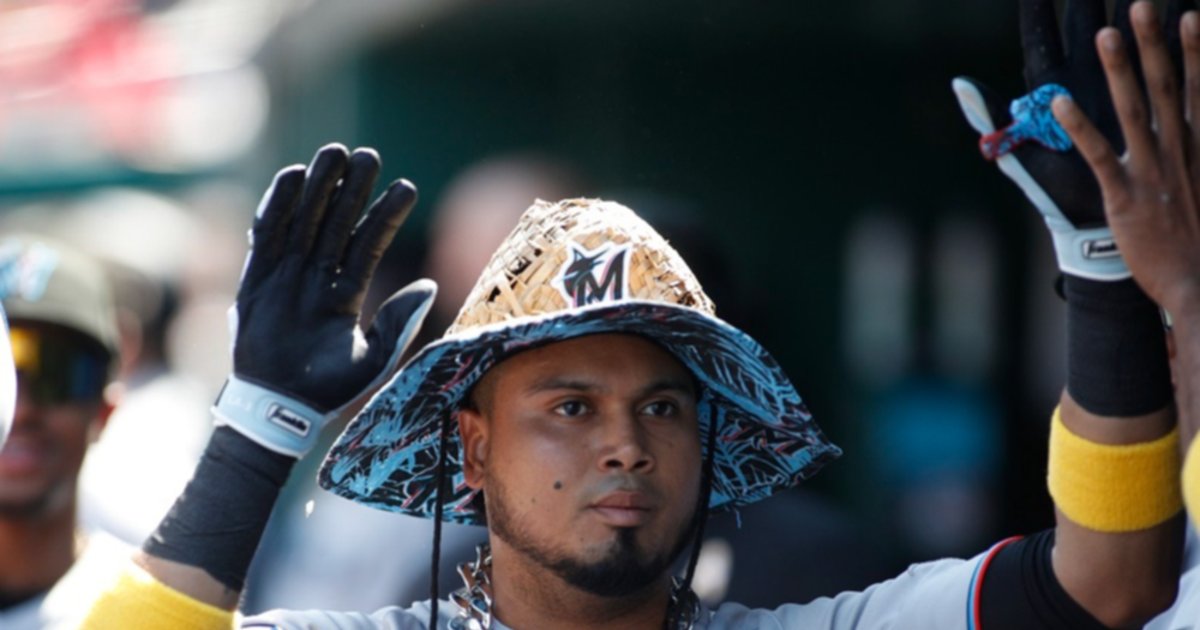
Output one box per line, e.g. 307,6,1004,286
554,243,631,307
0,241,58,302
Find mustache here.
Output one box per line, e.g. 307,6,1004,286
583,476,662,504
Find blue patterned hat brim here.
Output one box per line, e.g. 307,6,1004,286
318,300,841,525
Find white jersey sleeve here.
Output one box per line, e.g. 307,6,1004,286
243,544,1004,630
703,549,995,630
242,601,438,630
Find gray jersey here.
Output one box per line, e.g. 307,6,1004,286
244,524,1200,630
243,547,990,630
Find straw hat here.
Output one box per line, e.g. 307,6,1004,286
319,199,839,525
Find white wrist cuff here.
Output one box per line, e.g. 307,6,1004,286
212,375,328,458
997,153,1131,281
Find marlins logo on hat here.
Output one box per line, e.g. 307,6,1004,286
319,198,840,525
0,235,119,364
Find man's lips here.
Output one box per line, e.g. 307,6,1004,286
0,438,49,476
589,491,653,527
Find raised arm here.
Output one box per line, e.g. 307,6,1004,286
1055,1,1200,521
954,1,1188,626
85,144,435,624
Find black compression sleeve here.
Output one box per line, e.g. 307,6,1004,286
1064,276,1171,416
977,529,1109,629
142,426,295,591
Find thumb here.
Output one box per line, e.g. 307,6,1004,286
952,77,1012,135
364,278,437,381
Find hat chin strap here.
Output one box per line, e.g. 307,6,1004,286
430,414,453,627
682,418,718,590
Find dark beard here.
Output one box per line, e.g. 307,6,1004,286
486,479,694,598
0,491,54,518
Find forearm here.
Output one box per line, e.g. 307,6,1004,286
1052,393,1184,628
135,554,242,611
969,0,1200,624
1048,277,1182,628
80,143,425,623
138,426,296,610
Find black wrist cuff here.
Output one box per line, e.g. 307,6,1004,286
1064,276,1172,417
143,426,295,592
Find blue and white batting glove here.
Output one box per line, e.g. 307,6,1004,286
952,0,1158,281
213,144,435,458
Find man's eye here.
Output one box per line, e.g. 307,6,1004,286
642,400,678,417
554,400,588,417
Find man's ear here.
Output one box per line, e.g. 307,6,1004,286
458,408,489,490
88,381,122,443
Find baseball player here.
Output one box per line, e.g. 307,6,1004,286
956,1,1200,627
0,236,131,629
1043,0,1200,626
84,1,1190,628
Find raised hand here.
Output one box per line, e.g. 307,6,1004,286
951,0,1191,280
216,144,436,457
1053,3,1200,313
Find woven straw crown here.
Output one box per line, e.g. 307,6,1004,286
448,198,716,334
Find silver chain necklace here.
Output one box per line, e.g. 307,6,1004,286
448,544,700,630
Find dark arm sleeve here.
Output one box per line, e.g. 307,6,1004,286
143,426,295,592
977,529,1111,630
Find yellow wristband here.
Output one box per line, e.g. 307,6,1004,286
1184,435,1200,526
1047,406,1182,532
84,564,235,630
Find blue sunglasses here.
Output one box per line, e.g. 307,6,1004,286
10,324,108,405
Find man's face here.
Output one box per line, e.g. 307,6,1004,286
459,333,703,598
0,323,109,518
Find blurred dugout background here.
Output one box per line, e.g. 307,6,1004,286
0,0,1073,613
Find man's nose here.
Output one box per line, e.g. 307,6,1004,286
11,377,40,428
598,413,655,473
